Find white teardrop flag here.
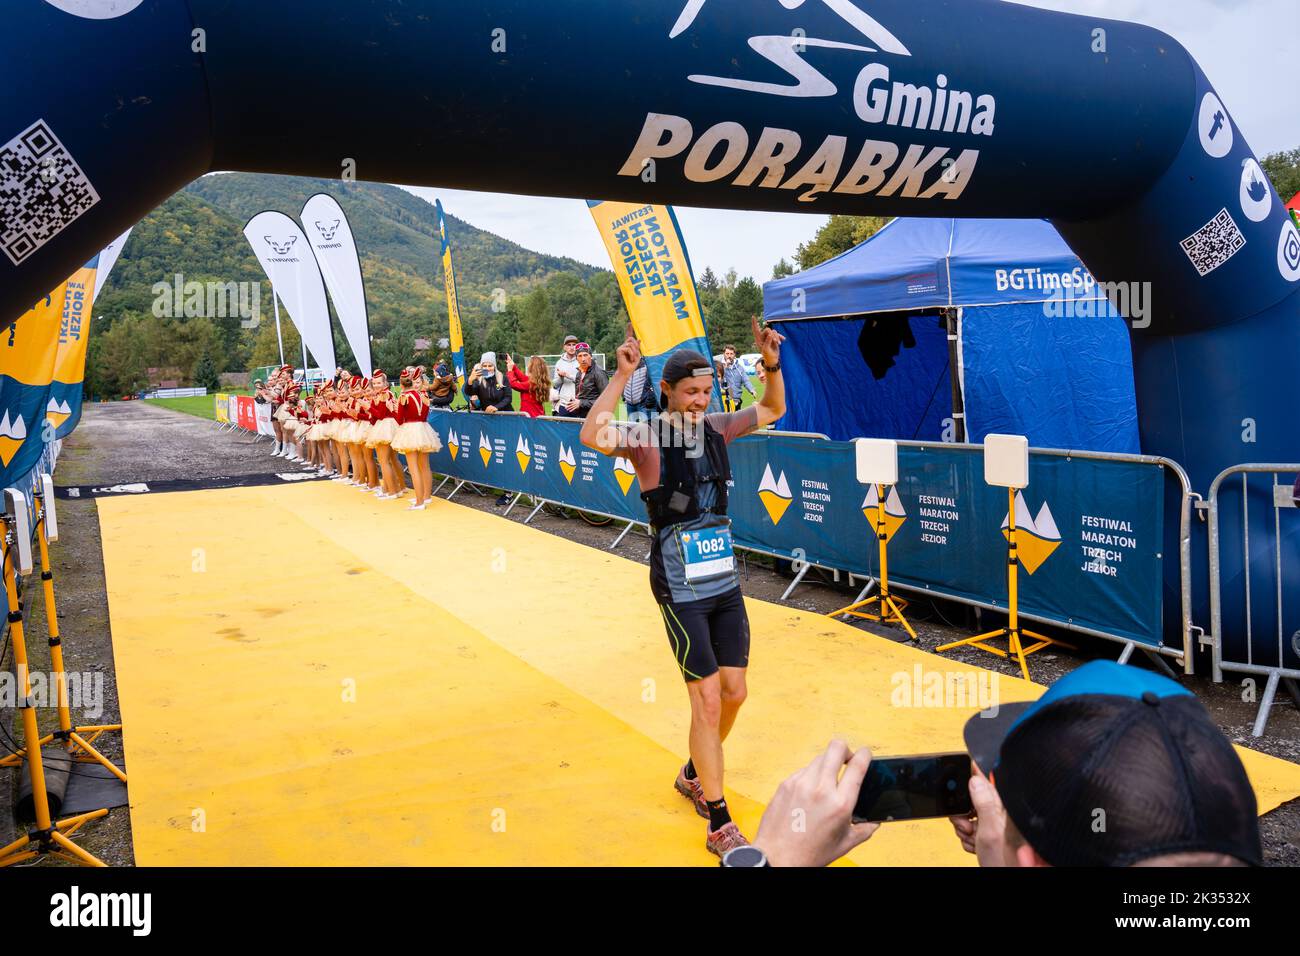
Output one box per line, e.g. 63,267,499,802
301,194,371,376
243,211,337,373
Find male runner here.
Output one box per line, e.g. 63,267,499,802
580,317,785,856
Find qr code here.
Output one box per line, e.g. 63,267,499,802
0,120,100,267
1180,208,1245,277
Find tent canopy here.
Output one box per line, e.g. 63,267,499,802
764,218,1106,321
760,219,1140,453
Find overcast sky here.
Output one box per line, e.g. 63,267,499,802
397,0,1297,282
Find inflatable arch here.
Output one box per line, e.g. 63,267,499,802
4,0,1297,657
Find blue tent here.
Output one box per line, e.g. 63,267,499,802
762,219,1140,453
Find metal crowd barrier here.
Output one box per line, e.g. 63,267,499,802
1208,463,1300,736
423,410,1199,656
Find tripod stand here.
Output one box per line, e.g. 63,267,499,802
0,487,126,782
935,486,1074,680
0,509,108,867
828,483,917,641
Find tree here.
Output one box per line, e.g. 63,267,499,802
88,311,150,397
697,266,720,296
516,288,560,355
372,319,418,375
585,272,629,357
719,277,762,352
772,257,796,279
485,301,521,360
544,272,591,343
1262,148,1300,206
193,350,220,391
795,215,892,269
248,315,301,370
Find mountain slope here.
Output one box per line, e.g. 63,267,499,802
93,172,608,352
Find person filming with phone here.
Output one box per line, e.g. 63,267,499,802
463,352,512,413
725,662,1262,867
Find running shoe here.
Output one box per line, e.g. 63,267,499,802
407,501,427,511
674,765,708,819
705,822,749,858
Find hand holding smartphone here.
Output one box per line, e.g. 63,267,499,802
852,752,973,823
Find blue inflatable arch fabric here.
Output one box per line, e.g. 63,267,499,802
4,0,1296,649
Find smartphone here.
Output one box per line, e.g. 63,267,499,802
852,752,973,823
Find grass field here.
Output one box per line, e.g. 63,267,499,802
143,394,231,420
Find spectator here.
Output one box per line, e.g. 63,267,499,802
733,661,1262,867
571,343,608,418
621,354,657,422
508,354,549,418
720,344,756,413
428,354,457,408
552,335,581,417
464,352,512,413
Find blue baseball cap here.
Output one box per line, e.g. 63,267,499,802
963,661,1261,866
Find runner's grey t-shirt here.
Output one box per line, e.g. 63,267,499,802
614,407,759,603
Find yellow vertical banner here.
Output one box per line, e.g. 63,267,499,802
46,261,98,435
435,199,466,386
586,200,717,408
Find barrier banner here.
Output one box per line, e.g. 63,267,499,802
427,411,642,523
214,393,230,423
236,395,256,431
729,438,1164,644
426,411,1165,646
255,400,274,436
228,394,239,425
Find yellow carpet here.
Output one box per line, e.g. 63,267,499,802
97,482,1300,866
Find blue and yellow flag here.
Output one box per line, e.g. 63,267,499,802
48,229,130,439
0,260,96,486
435,200,467,387
47,256,100,439
587,200,717,409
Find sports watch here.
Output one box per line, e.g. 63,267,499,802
720,845,770,867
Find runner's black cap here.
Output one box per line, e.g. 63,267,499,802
963,661,1261,866
661,349,714,385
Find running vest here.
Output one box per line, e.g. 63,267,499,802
640,418,731,531
642,418,739,604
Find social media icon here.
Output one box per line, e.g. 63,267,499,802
1198,92,1233,159
1240,159,1272,223
1278,221,1300,282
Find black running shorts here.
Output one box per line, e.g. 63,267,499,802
657,586,750,682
